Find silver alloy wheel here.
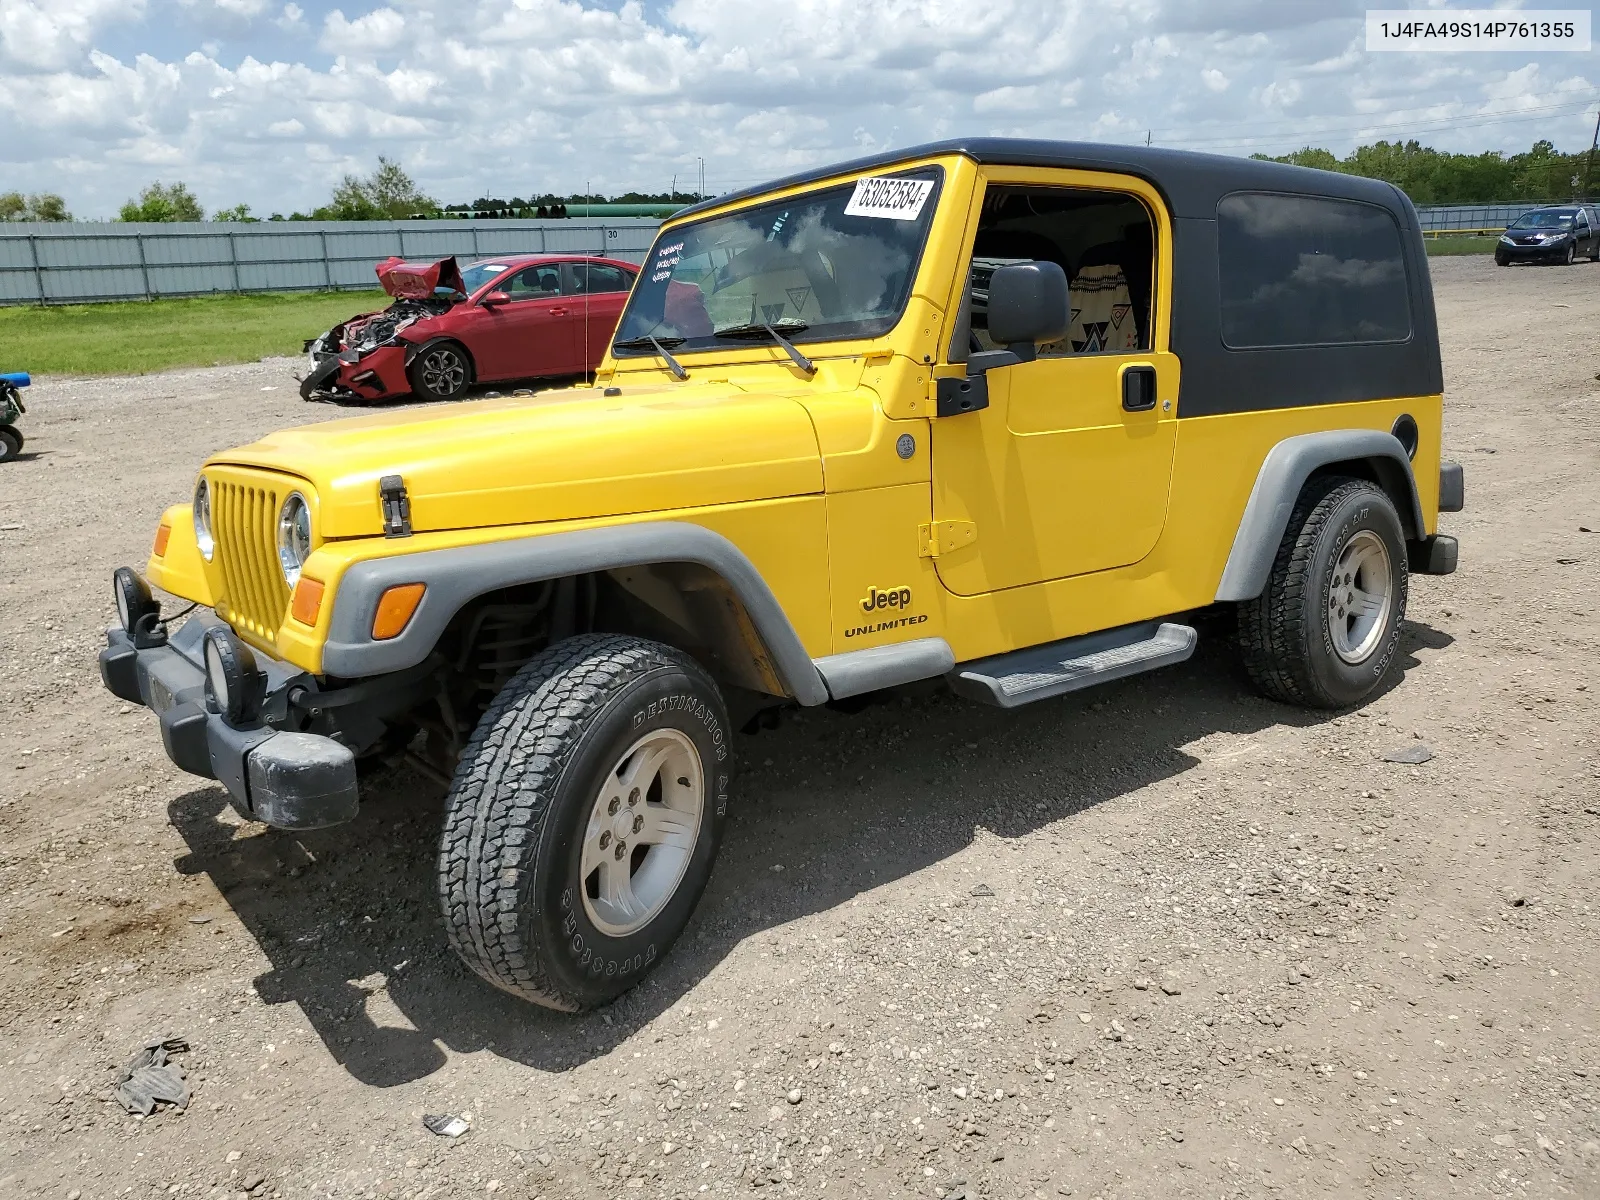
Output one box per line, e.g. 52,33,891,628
1326,529,1393,664
419,347,466,395
580,728,704,937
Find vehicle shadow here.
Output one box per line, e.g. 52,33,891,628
167,619,1452,1088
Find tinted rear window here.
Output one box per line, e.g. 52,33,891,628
1218,193,1411,348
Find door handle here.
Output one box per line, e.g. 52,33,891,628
549,307,569,316
1120,363,1158,412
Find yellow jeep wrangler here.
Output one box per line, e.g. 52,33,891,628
100,139,1463,1011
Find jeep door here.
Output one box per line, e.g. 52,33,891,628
928,168,1179,597
473,262,582,380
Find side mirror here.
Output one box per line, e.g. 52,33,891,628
481,291,511,307
935,260,1070,418
987,261,1069,349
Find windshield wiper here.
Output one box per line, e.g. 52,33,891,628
712,321,816,375
613,334,688,380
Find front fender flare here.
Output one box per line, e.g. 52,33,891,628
321,521,829,706
1214,429,1423,603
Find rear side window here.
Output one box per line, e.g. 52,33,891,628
571,263,632,294
1217,193,1411,348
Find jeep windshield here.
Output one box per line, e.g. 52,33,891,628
613,166,943,356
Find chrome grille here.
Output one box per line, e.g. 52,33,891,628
210,476,291,646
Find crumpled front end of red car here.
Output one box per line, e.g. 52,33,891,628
300,256,464,404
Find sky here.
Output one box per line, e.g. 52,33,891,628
0,0,1596,219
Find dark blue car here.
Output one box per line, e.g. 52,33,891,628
1495,205,1600,266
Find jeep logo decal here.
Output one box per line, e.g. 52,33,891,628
860,585,913,612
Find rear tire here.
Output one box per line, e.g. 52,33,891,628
438,634,732,1010
0,427,21,462
1237,477,1408,709
406,341,473,401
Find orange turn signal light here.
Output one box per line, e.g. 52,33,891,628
153,524,172,557
290,576,325,626
372,582,426,640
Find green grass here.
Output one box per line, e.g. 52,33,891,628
1424,236,1498,256
0,290,390,375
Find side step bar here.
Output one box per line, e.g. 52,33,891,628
948,621,1198,709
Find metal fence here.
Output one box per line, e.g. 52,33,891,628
0,218,664,306
1413,200,1593,233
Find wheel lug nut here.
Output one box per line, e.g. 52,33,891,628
633,814,644,834
599,831,611,849
614,841,627,859
608,797,620,815
628,789,640,807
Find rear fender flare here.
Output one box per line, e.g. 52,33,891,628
1214,430,1423,603
321,521,829,705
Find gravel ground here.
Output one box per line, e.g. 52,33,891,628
0,255,1596,1200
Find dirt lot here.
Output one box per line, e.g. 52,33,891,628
0,255,1596,1200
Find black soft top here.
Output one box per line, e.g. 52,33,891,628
678,138,1442,419
677,137,1411,223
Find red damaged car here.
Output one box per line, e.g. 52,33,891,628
300,253,639,404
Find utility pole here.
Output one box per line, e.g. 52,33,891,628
671,174,677,203
1146,130,1152,147
1583,108,1600,200
698,157,705,199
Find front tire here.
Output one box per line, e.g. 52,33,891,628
1563,243,1576,265
407,341,473,401
438,634,732,1010
0,427,20,462
1237,477,1408,709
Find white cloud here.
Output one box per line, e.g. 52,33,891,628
175,0,276,37
0,0,146,71
320,7,407,56
0,0,1594,219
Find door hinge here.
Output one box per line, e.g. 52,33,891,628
379,473,412,538
919,519,977,557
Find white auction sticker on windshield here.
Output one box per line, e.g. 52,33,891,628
844,176,934,221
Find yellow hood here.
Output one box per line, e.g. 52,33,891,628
213,382,823,538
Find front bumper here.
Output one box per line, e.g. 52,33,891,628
99,613,358,830
300,344,410,403
1496,240,1570,261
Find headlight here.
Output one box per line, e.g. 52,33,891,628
276,492,312,586
193,478,214,562
1499,235,1513,244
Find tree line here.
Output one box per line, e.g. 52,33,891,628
1253,138,1597,205
8,137,1594,225
2,159,693,225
